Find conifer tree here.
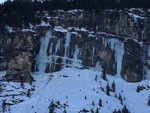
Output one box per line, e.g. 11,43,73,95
91,109,94,113
102,68,106,80
147,95,150,106
111,80,116,92
122,105,130,113
2,100,6,113
119,93,123,105
95,74,98,82
63,109,67,113
117,110,121,113
27,89,30,97
49,100,55,113
98,99,102,107
20,82,24,89
106,82,110,96
112,109,117,113
115,93,117,98
95,107,99,113
92,100,95,106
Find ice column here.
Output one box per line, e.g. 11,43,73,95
102,37,124,77
37,30,52,72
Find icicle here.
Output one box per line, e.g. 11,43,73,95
0,48,3,52
95,61,102,71
92,46,95,67
146,45,150,79
49,43,53,55
55,39,60,54
62,31,71,67
72,45,81,67
115,41,124,77
102,37,124,77
54,39,61,69
37,30,52,72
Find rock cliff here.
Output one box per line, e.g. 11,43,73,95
0,9,150,82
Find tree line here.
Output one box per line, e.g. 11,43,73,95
0,0,150,30
1,0,150,13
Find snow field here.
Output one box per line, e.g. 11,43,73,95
0,68,149,113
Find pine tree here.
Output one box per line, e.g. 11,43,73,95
91,109,94,113
27,89,30,97
111,80,116,92
112,109,117,113
117,109,121,113
147,95,150,106
95,74,98,82
115,93,117,98
20,82,24,89
119,93,123,105
106,82,110,96
49,100,55,113
63,109,67,113
84,96,87,100
98,99,102,107
92,100,95,106
2,100,6,113
102,68,106,80
95,107,99,113
122,105,130,113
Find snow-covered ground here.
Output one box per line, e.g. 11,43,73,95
0,68,150,113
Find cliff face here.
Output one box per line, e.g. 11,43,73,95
0,9,150,82
0,32,35,82
35,27,143,82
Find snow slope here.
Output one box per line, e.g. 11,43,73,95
1,68,150,113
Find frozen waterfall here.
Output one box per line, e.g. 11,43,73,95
37,30,52,72
36,29,82,73
62,31,71,67
102,37,124,77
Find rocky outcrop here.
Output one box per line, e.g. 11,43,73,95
50,9,148,42
1,32,35,82
5,52,32,82
121,39,143,82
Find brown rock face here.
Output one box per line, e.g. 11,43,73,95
126,71,142,82
5,52,32,82
4,34,34,83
